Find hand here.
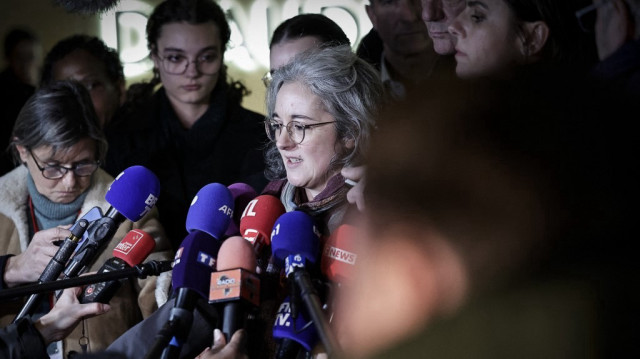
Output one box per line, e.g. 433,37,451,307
3,225,72,287
196,329,248,359
341,166,367,211
34,286,111,344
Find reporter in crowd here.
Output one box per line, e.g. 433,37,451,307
0,80,172,355
0,287,110,359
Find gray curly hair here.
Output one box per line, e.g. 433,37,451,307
263,44,384,180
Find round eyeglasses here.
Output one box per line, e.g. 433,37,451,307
157,52,219,75
264,120,336,144
29,151,100,180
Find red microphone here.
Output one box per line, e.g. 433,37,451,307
239,195,285,255
80,229,156,303
321,224,361,284
210,236,260,343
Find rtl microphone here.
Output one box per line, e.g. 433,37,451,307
80,229,156,303
239,194,285,271
273,296,320,359
62,165,160,280
271,211,341,357
209,236,259,344
225,183,258,237
12,219,89,323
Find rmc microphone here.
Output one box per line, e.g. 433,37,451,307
80,229,156,303
209,236,259,343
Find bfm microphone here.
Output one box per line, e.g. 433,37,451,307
224,183,258,237
62,165,160,281
209,236,259,343
239,194,285,271
159,183,234,359
271,211,341,357
12,219,89,323
273,296,320,359
80,229,156,303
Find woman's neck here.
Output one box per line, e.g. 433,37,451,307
167,97,211,129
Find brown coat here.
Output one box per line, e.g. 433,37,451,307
0,166,174,354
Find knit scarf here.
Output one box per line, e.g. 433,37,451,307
26,173,88,235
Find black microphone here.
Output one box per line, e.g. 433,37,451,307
80,229,156,303
12,219,89,323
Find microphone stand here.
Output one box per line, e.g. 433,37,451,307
0,260,173,302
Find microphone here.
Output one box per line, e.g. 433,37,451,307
157,183,234,359
80,229,156,303
62,165,160,281
52,0,121,14
271,211,340,357
239,195,285,271
209,236,259,344
225,183,258,237
12,219,89,323
273,296,320,359
321,224,360,284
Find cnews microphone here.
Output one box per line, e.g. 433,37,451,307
321,224,360,284
225,183,258,237
62,165,160,280
239,195,285,271
273,296,320,359
209,236,259,343
80,229,156,303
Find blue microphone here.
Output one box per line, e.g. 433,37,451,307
271,211,341,357
273,296,319,358
62,165,161,280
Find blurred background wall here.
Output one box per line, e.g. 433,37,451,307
0,0,372,115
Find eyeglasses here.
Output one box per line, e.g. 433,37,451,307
264,120,336,144
29,151,100,180
156,52,219,75
575,0,611,33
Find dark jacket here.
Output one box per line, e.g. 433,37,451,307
105,82,268,249
0,317,47,359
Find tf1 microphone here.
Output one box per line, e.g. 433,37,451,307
273,296,320,359
62,165,160,281
225,183,258,237
209,236,259,343
80,229,156,303
271,211,340,357
239,195,285,271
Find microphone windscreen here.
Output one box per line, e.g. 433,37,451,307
106,165,160,222
270,211,320,267
186,183,234,239
52,0,120,14
239,195,285,249
321,224,361,283
225,183,258,236
172,231,220,300
217,236,257,271
113,229,156,267
273,296,319,352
